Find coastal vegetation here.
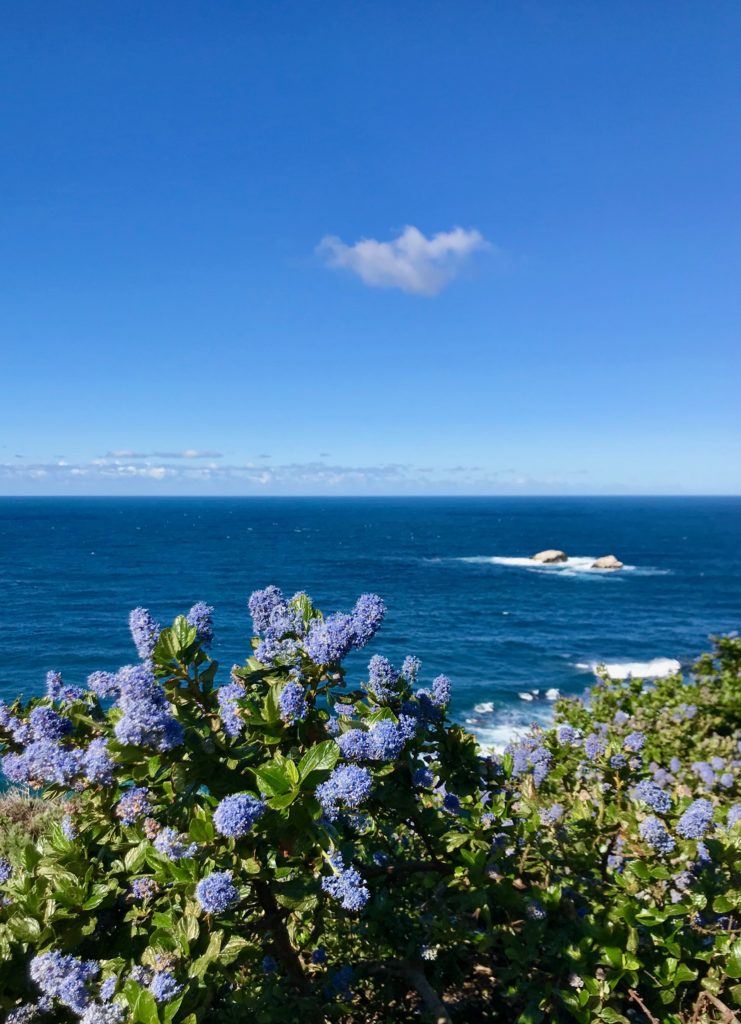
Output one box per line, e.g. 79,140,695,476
0,591,739,1023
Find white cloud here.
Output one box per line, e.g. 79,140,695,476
0,457,591,495
105,449,223,459
318,225,489,295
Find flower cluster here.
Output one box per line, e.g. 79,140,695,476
114,664,183,752
217,678,246,738
278,681,308,724
316,765,372,820
364,655,400,702
115,787,152,826
45,670,85,705
29,951,100,1015
337,716,416,763
320,853,370,912
213,793,266,838
196,870,239,914
130,877,159,900
508,734,553,787
128,607,161,660
676,798,714,839
186,601,214,647
153,827,198,860
632,779,673,814
639,815,676,854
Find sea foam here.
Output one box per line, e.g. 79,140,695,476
456,555,669,577
576,657,681,680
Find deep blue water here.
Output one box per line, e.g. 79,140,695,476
1,497,739,746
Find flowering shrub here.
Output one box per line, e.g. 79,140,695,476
0,593,739,1023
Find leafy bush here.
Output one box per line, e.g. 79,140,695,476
0,591,739,1024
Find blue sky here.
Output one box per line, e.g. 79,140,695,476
2,1,739,495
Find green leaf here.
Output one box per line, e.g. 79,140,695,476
253,761,292,796
125,841,149,873
219,935,255,966
133,987,160,1024
268,791,297,810
275,878,319,912
713,894,735,913
298,740,339,780
10,916,42,941
727,940,741,979
673,963,697,984
285,758,300,787
600,947,623,968
189,817,215,843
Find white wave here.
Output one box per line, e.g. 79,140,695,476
545,688,560,700
474,701,495,714
474,721,532,751
457,555,670,577
518,691,534,701
585,657,681,680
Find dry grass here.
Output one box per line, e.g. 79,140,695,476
0,788,64,857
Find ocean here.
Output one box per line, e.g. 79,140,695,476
1,496,739,748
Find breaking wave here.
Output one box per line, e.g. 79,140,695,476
575,657,682,680
456,555,670,577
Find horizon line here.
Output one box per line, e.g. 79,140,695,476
1,493,740,500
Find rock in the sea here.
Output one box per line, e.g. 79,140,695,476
592,555,624,570
531,549,568,564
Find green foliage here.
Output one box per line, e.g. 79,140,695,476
0,606,739,1023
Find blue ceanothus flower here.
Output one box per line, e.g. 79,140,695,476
639,815,676,854
316,765,372,820
149,972,183,1003
365,655,400,701
349,593,386,647
623,730,646,752
217,678,246,737
676,798,714,839
248,585,286,633
196,870,239,913
540,803,564,825
632,779,672,814
213,793,266,838
401,655,421,683
29,951,100,1015
153,827,198,860
115,787,151,826
45,670,85,705
278,681,308,723
508,735,552,787
413,766,434,787
87,671,120,699
2,738,84,788
430,674,451,708
583,732,608,760
337,717,416,762
114,664,183,752
79,1005,126,1024
321,852,370,912
186,601,214,647
130,877,159,900
128,607,161,660
304,612,356,665
28,706,72,741
82,738,115,785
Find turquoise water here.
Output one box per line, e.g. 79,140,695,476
1,497,739,747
